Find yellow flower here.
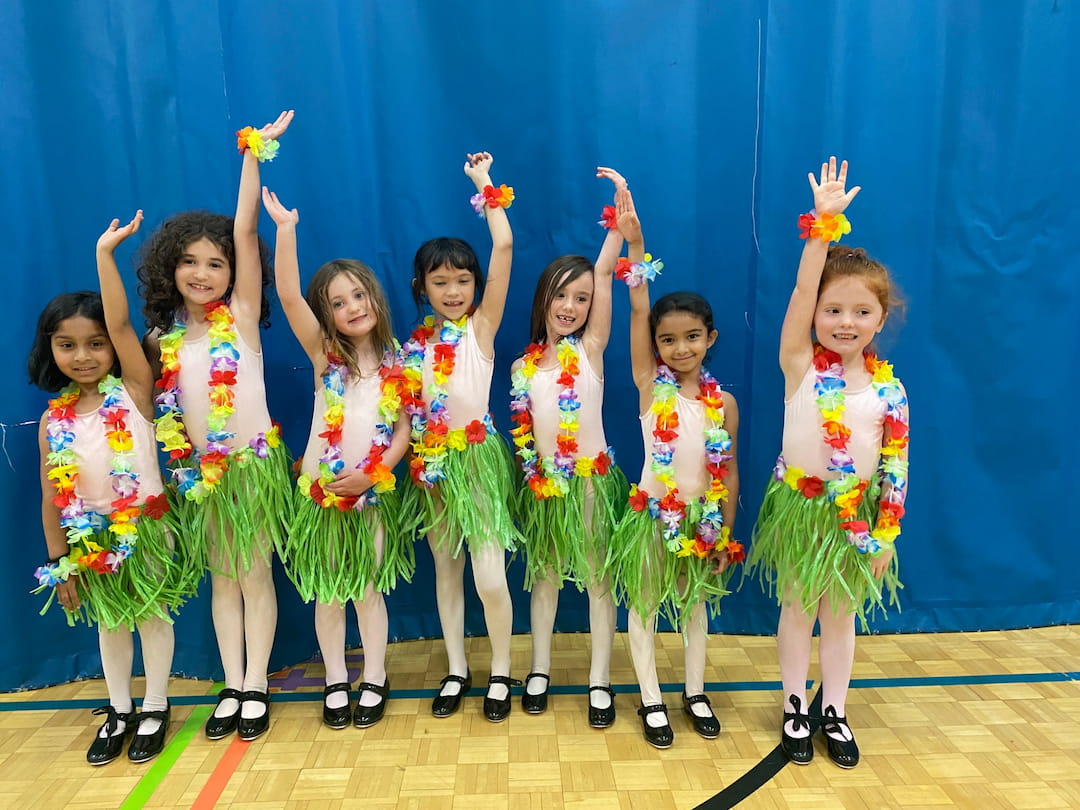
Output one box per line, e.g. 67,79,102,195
447,429,467,451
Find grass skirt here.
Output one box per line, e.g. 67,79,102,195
516,465,628,591
42,512,188,630
416,432,522,557
177,440,293,579
610,499,733,631
281,484,420,603
746,476,901,629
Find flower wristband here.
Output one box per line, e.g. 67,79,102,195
798,210,850,243
470,184,515,216
34,554,79,587
235,126,281,163
614,253,663,288
598,205,618,230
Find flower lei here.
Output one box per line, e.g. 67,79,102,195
297,353,403,511
776,343,909,555
235,126,280,162
614,254,664,288
627,365,743,563
470,184,515,216
154,300,281,501
34,376,170,586
798,210,851,243
509,337,613,498
400,315,493,487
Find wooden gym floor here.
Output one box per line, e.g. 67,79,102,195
1,626,1078,809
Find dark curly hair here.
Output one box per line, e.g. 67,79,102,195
136,210,272,332
27,291,120,392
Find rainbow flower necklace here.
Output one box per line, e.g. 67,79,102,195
400,315,492,487
297,352,403,511
509,336,612,498
628,364,743,562
155,300,244,501
38,376,168,583
776,343,909,554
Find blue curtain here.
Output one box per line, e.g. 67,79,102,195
1,0,1077,690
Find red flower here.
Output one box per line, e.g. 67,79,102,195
878,501,905,522
726,541,746,564
210,369,237,386
812,345,841,370
628,488,649,512
142,493,171,520
840,520,869,534
292,456,304,477
310,480,326,502
594,452,611,475
110,494,138,512
654,428,677,443
465,419,487,444
599,205,618,229
103,410,127,430
884,416,909,441
797,212,815,239
797,476,823,498
614,257,632,281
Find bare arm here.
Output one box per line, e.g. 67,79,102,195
96,211,155,418
719,391,740,531
616,189,654,409
582,167,629,362
262,187,325,366
779,157,861,388
467,152,513,354
233,110,294,344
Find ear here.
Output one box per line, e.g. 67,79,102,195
875,311,888,334
706,328,719,349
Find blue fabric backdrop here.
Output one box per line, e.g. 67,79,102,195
1,0,1077,690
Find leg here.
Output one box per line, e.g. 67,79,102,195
627,609,663,718
354,586,389,705
818,593,857,740
98,627,135,732
238,541,277,720
526,572,559,696
682,602,712,716
777,591,817,737
135,616,175,734
315,600,349,709
586,577,616,710
429,534,469,693
471,540,513,700
209,572,246,720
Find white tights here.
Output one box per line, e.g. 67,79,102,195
528,572,616,707
428,533,513,700
316,530,388,710
209,537,277,721
97,615,174,737
777,591,856,739
627,602,711,727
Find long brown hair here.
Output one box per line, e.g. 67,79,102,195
305,259,396,377
528,255,594,344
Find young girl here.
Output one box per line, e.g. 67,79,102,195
138,111,294,742
29,212,185,765
611,191,742,749
510,167,628,725
401,151,521,722
262,187,416,729
747,157,906,769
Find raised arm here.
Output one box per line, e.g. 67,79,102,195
232,109,293,340
616,189,656,410
467,151,513,354
582,167,628,359
262,187,325,368
778,156,860,384
96,210,155,417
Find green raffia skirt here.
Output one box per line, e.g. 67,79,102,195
610,499,733,631
416,432,523,557
281,484,421,603
172,440,293,580
516,465,628,591
40,511,188,630
745,476,901,629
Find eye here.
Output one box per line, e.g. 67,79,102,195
355,291,366,299
331,300,343,309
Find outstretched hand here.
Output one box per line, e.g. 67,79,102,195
96,209,143,254
261,187,299,226
464,151,494,183
615,187,642,244
596,166,628,192
259,109,294,142
809,156,860,216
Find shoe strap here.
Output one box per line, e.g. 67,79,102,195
588,685,615,697
821,704,850,736
240,690,271,704
524,672,550,686
439,672,470,687
92,705,133,735
324,682,351,698
637,702,668,717
217,687,244,702
356,680,390,697
487,675,522,688
683,693,713,708
134,708,170,729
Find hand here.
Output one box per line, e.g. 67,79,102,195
808,156,860,216
96,210,143,254
261,187,299,227
869,547,894,579
324,468,373,497
259,109,295,142
709,548,732,576
616,188,642,244
596,166,628,192
55,578,80,611
464,151,494,185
